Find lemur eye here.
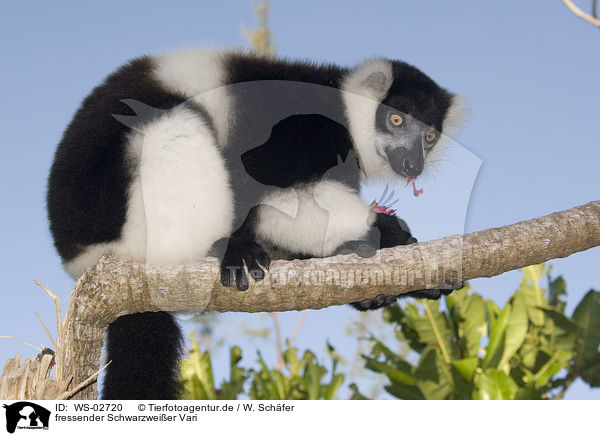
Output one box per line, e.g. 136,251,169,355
390,114,403,126
426,132,437,142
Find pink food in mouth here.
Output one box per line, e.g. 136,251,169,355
403,173,424,197
369,201,397,216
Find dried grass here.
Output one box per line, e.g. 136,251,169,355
0,282,107,400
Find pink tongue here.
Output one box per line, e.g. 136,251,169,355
403,175,424,197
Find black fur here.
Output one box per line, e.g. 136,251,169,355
102,312,183,399
47,57,189,261
380,61,453,132
217,206,271,291
225,52,346,88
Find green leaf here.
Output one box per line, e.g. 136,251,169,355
409,300,457,361
572,290,600,372
186,344,217,400
369,338,414,374
362,356,415,386
540,308,579,351
462,294,486,357
272,370,288,399
518,329,541,369
488,369,519,400
406,303,420,319
486,300,501,332
385,382,425,400
522,264,547,287
284,347,301,377
219,345,247,399
253,351,281,399
386,304,426,353
532,349,572,387
452,357,479,382
348,383,370,400
548,275,567,310
483,304,511,368
580,359,600,387
499,291,528,368
303,357,325,400
447,290,485,358
520,265,549,326
323,374,344,400
191,375,210,400
414,348,454,399
514,387,543,400
473,369,519,400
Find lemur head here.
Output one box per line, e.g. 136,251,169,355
342,58,466,182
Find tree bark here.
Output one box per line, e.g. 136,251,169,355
55,200,600,399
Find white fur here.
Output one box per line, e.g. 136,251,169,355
341,59,396,181
342,58,394,101
65,242,115,278
425,94,469,168
256,180,374,257
64,106,233,277
152,48,231,146
442,94,468,138
125,106,233,263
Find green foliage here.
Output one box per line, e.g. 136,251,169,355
180,338,345,400
572,290,600,387
361,265,600,399
181,264,598,400
180,335,247,400
249,345,344,399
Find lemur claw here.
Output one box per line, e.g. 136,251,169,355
220,237,271,291
350,283,465,311
351,294,399,311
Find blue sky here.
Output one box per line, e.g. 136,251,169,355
1,0,598,399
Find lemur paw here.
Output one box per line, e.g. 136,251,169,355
333,240,377,258
220,236,271,291
402,282,464,300
350,294,399,311
350,283,464,311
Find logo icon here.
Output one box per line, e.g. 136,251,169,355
3,402,50,433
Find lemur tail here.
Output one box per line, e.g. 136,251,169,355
101,312,183,399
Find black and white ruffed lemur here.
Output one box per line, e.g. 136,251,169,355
47,48,467,399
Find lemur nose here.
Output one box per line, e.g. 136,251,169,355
403,158,418,176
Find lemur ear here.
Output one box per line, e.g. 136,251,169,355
343,58,393,100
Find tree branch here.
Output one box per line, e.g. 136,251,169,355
562,0,600,27
55,200,600,398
